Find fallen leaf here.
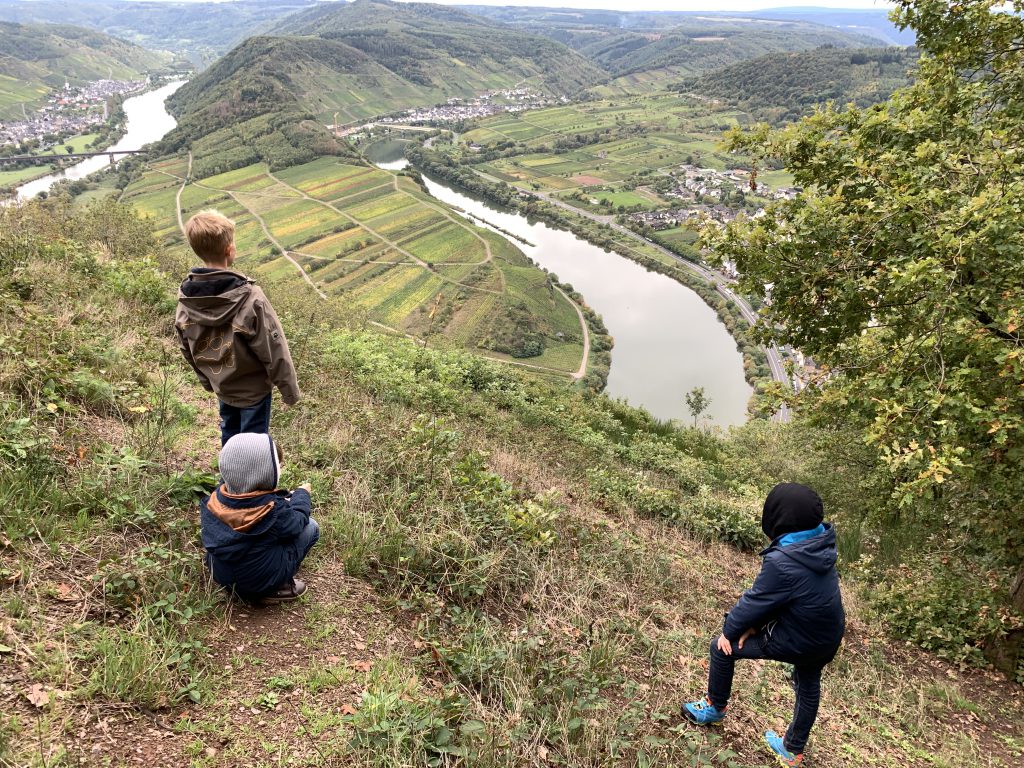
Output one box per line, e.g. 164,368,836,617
54,583,76,602
26,684,49,708
352,660,372,673
340,704,358,716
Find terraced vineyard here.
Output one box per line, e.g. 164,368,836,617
123,154,590,379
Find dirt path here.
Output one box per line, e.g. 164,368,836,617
175,152,192,235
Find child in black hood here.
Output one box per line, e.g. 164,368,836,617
681,483,845,766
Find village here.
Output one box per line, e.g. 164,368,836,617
0,79,145,151
377,87,565,126
666,163,801,202
624,162,801,230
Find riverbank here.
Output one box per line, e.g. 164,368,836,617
411,164,754,426
407,144,772,404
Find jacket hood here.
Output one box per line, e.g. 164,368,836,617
178,269,252,326
761,482,824,540
768,522,838,575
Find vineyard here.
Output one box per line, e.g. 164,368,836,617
125,155,590,378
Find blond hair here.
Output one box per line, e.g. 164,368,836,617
185,209,235,262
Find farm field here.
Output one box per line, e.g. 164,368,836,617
456,91,767,208
123,155,590,381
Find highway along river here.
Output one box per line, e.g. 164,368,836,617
16,80,185,201
366,139,752,427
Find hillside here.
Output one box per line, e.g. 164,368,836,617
2,195,1023,767
675,46,918,124
0,21,168,119
271,0,605,97
163,0,605,156
464,6,885,77
0,0,318,66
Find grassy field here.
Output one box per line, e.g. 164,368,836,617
123,154,590,380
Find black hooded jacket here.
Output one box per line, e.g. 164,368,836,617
723,484,845,661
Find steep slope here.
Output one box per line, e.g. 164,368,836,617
2,197,1023,767
675,46,918,124
0,21,168,118
163,0,606,161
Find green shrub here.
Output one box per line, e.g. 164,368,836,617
865,558,1024,668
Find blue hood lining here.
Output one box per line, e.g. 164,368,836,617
777,523,827,548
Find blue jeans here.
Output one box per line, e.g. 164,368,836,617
706,633,826,753
219,393,272,446
289,518,320,573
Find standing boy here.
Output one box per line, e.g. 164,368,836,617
681,482,845,766
175,210,300,444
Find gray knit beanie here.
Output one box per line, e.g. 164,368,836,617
219,433,280,494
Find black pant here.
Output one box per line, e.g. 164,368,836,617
218,393,272,446
706,633,825,754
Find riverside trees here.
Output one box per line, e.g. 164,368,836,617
705,0,1024,673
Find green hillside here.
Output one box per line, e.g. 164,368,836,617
163,0,605,161
2,194,1023,767
675,46,918,124
271,0,605,96
0,21,169,119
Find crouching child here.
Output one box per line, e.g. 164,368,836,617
201,432,319,603
681,482,845,766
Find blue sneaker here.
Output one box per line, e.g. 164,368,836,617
681,696,726,724
765,730,803,766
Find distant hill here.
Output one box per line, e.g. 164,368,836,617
0,0,319,66
674,46,917,124
0,21,168,119
271,0,605,95
727,8,915,47
166,0,605,157
463,5,888,77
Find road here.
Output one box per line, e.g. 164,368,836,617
471,169,793,422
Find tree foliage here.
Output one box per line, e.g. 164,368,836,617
704,0,1024,665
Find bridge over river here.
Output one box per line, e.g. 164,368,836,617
2,149,145,163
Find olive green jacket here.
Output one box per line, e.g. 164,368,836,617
175,269,300,407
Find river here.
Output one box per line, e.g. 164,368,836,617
366,139,752,427
15,80,185,201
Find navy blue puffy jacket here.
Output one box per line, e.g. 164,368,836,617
200,486,311,599
723,523,845,662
